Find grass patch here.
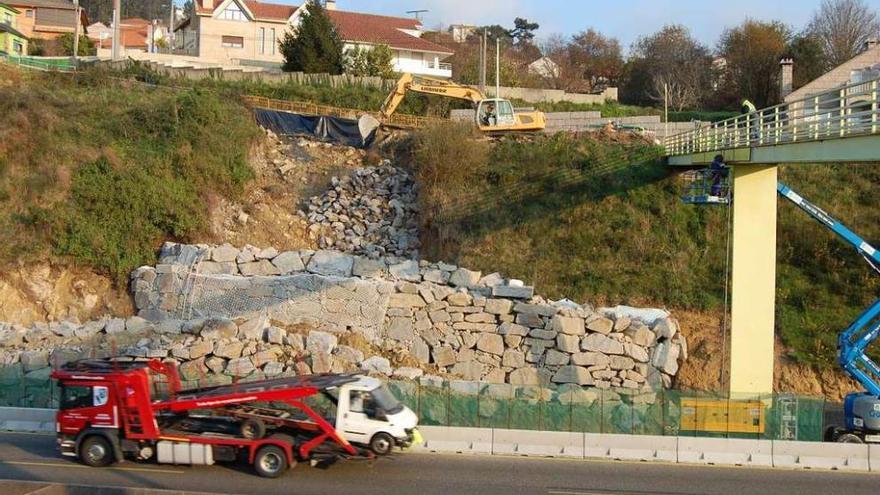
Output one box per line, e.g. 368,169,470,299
0,65,260,282
412,129,880,367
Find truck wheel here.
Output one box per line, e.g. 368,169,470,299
240,419,266,440
268,434,298,466
369,432,395,456
80,436,114,467
254,445,288,478
837,433,864,444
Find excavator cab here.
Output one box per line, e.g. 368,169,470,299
477,98,516,128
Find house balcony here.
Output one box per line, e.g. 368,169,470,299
394,58,452,78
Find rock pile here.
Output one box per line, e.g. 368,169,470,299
302,164,419,259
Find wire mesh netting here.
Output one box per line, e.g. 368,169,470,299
3,367,831,442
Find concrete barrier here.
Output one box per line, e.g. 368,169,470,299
491,429,584,458
772,440,870,471
584,433,677,462
0,407,54,433
418,426,493,455
870,444,880,472
677,437,773,467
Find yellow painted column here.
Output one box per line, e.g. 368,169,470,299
729,164,778,397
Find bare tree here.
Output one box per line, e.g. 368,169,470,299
808,0,880,67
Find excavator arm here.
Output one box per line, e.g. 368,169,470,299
777,182,880,395
380,73,486,120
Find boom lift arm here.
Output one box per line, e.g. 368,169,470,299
380,73,485,120
777,182,880,395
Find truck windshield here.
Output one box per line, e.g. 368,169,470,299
60,385,93,410
370,385,403,415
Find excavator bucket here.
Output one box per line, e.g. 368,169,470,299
358,114,381,144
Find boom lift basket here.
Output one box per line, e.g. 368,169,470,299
680,169,730,205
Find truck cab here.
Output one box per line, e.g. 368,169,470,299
332,376,420,455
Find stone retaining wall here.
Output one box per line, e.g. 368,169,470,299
120,243,686,391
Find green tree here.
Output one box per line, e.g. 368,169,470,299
717,20,791,107
787,34,828,89
59,33,96,56
279,0,344,74
344,44,395,78
508,17,540,45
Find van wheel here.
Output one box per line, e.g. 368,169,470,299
254,445,288,478
837,433,864,443
369,432,394,456
240,419,266,440
80,436,114,467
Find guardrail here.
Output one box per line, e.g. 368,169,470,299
0,54,77,72
664,77,880,156
240,95,444,129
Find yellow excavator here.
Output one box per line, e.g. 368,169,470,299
359,73,546,136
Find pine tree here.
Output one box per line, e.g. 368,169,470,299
280,0,344,74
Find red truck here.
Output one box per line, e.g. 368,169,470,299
51,359,377,477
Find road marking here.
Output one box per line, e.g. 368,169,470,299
0,460,185,474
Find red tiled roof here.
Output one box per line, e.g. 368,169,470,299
193,1,451,54
327,10,451,54
196,0,297,20
120,17,151,26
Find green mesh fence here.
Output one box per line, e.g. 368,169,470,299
1,365,831,442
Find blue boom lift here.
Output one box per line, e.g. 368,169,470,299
777,183,880,443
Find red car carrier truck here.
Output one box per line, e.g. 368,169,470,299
51,359,420,477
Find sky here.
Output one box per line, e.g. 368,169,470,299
259,0,880,50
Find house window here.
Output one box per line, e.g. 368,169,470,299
25,10,33,18
3,12,11,24
259,27,265,54
219,2,246,21
13,41,23,54
269,28,275,55
221,35,244,48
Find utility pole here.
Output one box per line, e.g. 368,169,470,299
169,0,176,53
72,0,80,64
479,29,487,94
495,37,500,98
112,0,121,61
664,82,669,140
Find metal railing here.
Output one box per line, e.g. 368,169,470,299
0,53,77,72
664,77,880,156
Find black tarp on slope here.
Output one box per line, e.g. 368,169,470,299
253,108,376,148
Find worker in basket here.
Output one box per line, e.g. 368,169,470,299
708,154,729,197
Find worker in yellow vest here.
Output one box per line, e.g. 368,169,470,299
741,99,758,142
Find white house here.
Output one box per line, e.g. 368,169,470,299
177,0,454,78
528,56,560,79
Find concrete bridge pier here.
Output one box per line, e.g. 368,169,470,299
728,164,778,397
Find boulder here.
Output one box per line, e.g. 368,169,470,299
311,352,333,373
624,343,650,363
334,345,365,364
238,316,268,341
653,318,678,340
586,317,614,335
239,260,281,277
272,251,306,273
432,346,456,367
609,355,635,370
307,251,354,277
571,352,610,367
393,367,424,380
476,333,504,356
492,285,535,299
225,357,255,377
502,349,525,368
211,243,239,263
446,292,473,307
189,340,213,359
388,293,426,308
214,341,244,359
556,334,580,353
652,341,681,375
387,317,415,342
451,361,484,380
509,367,542,386
552,315,585,336
449,268,481,288
389,260,421,282
361,356,393,376
307,331,338,355
484,299,513,315
544,349,571,366
552,366,594,386
200,318,237,340
581,334,624,355
353,257,386,278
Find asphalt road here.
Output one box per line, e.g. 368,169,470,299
0,432,876,495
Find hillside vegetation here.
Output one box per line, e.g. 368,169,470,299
411,123,880,368
0,65,260,282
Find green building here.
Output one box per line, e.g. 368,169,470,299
0,3,27,56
